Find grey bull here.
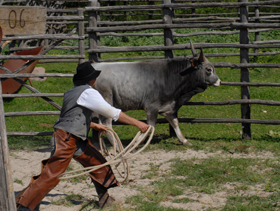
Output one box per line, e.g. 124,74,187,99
92,42,221,145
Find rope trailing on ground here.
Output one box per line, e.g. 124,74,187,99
58,125,155,180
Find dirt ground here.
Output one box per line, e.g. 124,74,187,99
10,145,275,211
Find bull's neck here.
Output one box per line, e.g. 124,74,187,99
167,71,205,104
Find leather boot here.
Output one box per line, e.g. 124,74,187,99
16,129,77,211
98,192,122,208
16,159,48,209
74,139,121,207
93,180,123,208
74,139,119,188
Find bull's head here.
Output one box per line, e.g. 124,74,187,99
187,41,221,87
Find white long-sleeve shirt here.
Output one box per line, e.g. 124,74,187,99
77,87,121,121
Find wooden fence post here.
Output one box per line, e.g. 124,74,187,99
88,0,100,62
239,0,251,139
0,81,17,211
163,0,176,137
192,1,196,17
78,8,85,64
163,0,174,59
254,0,259,62
148,0,154,20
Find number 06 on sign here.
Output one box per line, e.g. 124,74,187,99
0,6,46,35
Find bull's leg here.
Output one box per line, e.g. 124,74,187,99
165,113,192,145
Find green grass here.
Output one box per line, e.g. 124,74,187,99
222,193,280,211
52,194,87,207
122,155,280,211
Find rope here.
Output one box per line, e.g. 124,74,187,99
99,128,129,182
58,125,155,181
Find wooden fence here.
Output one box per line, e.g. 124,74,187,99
0,1,280,208
1,0,280,139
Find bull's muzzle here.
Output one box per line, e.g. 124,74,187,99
213,78,221,87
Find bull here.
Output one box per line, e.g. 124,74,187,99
92,42,221,145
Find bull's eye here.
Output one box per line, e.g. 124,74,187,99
206,68,212,74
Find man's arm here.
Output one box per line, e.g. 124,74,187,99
77,88,149,133
117,111,149,133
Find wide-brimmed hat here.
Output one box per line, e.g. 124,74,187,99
73,62,101,85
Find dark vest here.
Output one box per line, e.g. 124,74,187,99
54,85,92,140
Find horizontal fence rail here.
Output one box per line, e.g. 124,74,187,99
85,1,280,11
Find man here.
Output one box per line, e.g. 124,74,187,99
16,61,149,210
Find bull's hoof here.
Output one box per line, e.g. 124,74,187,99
183,141,192,146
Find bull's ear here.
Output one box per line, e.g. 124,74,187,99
190,41,197,57
198,48,209,63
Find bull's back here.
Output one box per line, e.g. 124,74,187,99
92,61,166,110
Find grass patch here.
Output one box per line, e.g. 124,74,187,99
222,193,280,211
172,197,195,203
169,157,276,191
125,155,280,210
8,136,51,151
14,178,24,186
141,163,161,179
126,194,188,211
52,194,85,207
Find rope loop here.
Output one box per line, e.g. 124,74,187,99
58,125,154,182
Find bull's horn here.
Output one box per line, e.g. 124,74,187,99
198,48,209,63
190,41,197,56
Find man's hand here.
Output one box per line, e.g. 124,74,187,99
90,122,108,134
136,121,150,133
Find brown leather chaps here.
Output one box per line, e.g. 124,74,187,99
16,129,119,211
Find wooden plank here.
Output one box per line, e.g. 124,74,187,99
0,73,73,79
184,99,280,106
87,22,280,32
87,43,280,54
3,93,64,98
0,6,46,35
85,0,280,12
0,55,85,60
1,34,81,41
0,82,17,211
5,111,60,117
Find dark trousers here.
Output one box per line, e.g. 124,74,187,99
16,129,119,211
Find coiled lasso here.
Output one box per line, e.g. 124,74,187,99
58,125,155,183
